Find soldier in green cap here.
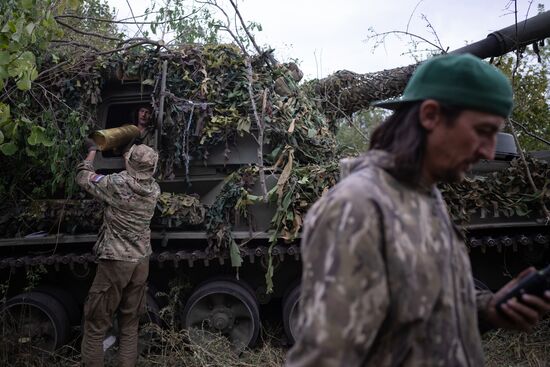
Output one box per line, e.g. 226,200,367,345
285,54,550,367
77,142,161,367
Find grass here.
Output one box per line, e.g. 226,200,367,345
483,318,550,367
0,316,548,366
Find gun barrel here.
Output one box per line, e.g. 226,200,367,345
450,10,550,59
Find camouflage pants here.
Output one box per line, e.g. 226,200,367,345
81,258,149,367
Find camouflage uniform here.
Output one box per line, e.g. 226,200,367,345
77,145,161,367
136,126,156,148
286,150,493,367
123,126,156,153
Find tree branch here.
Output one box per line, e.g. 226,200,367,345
124,0,145,38
228,0,274,66
197,0,247,54
37,39,164,80
51,40,100,52
366,30,446,53
55,18,120,41
244,58,267,199
510,119,550,146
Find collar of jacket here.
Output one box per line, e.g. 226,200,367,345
339,150,436,195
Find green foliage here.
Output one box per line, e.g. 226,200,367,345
0,0,77,92
0,0,92,199
336,108,389,154
57,0,122,53
204,167,257,266
144,0,221,44
23,264,47,291
142,0,263,51
496,43,550,151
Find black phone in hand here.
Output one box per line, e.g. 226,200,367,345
496,264,550,312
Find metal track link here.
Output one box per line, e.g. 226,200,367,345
1,232,547,272
0,244,302,272
467,232,549,253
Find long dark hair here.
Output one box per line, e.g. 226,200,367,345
369,101,463,186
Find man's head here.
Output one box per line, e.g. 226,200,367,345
370,53,513,185
136,106,153,128
124,144,158,180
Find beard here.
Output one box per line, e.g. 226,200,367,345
435,168,466,183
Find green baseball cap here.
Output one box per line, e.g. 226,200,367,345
372,53,514,117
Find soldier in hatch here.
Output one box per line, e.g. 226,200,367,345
133,105,156,148
285,54,550,366
77,141,161,367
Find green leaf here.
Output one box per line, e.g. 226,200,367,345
16,76,31,90
1,22,12,34
25,21,35,34
0,130,4,144
1,119,18,138
0,51,9,66
8,51,36,78
141,79,155,85
237,117,251,133
11,18,26,43
41,136,54,147
265,255,274,293
20,0,34,10
79,124,88,138
28,125,46,146
0,102,10,123
229,239,243,268
0,141,17,155
29,67,37,81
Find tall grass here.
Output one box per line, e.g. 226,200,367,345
1,322,548,366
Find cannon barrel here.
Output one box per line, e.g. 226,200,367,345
315,11,550,118
450,10,550,58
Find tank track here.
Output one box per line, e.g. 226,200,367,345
0,244,302,272
2,232,548,272
467,232,549,253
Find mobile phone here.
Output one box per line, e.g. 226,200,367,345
496,264,550,313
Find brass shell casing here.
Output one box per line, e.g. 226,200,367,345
91,125,140,151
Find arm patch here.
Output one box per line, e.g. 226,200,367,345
90,174,105,183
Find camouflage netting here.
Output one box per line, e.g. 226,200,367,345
0,44,342,246
1,43,548,260
0,199,103,237
155,193,206,227
441,157,550,226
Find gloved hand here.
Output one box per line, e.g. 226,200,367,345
84,138,98,152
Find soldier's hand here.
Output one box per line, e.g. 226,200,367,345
84,138,98,152
485,267,550,332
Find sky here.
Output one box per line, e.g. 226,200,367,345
107,0,550,80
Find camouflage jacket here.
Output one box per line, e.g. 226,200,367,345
137,126,156,148
286,150,493,367
123,126,156,153
76,160,161,262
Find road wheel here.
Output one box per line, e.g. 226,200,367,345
282,284,301,344
33,285,81,326
182,279,260,351
1,291,70,353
